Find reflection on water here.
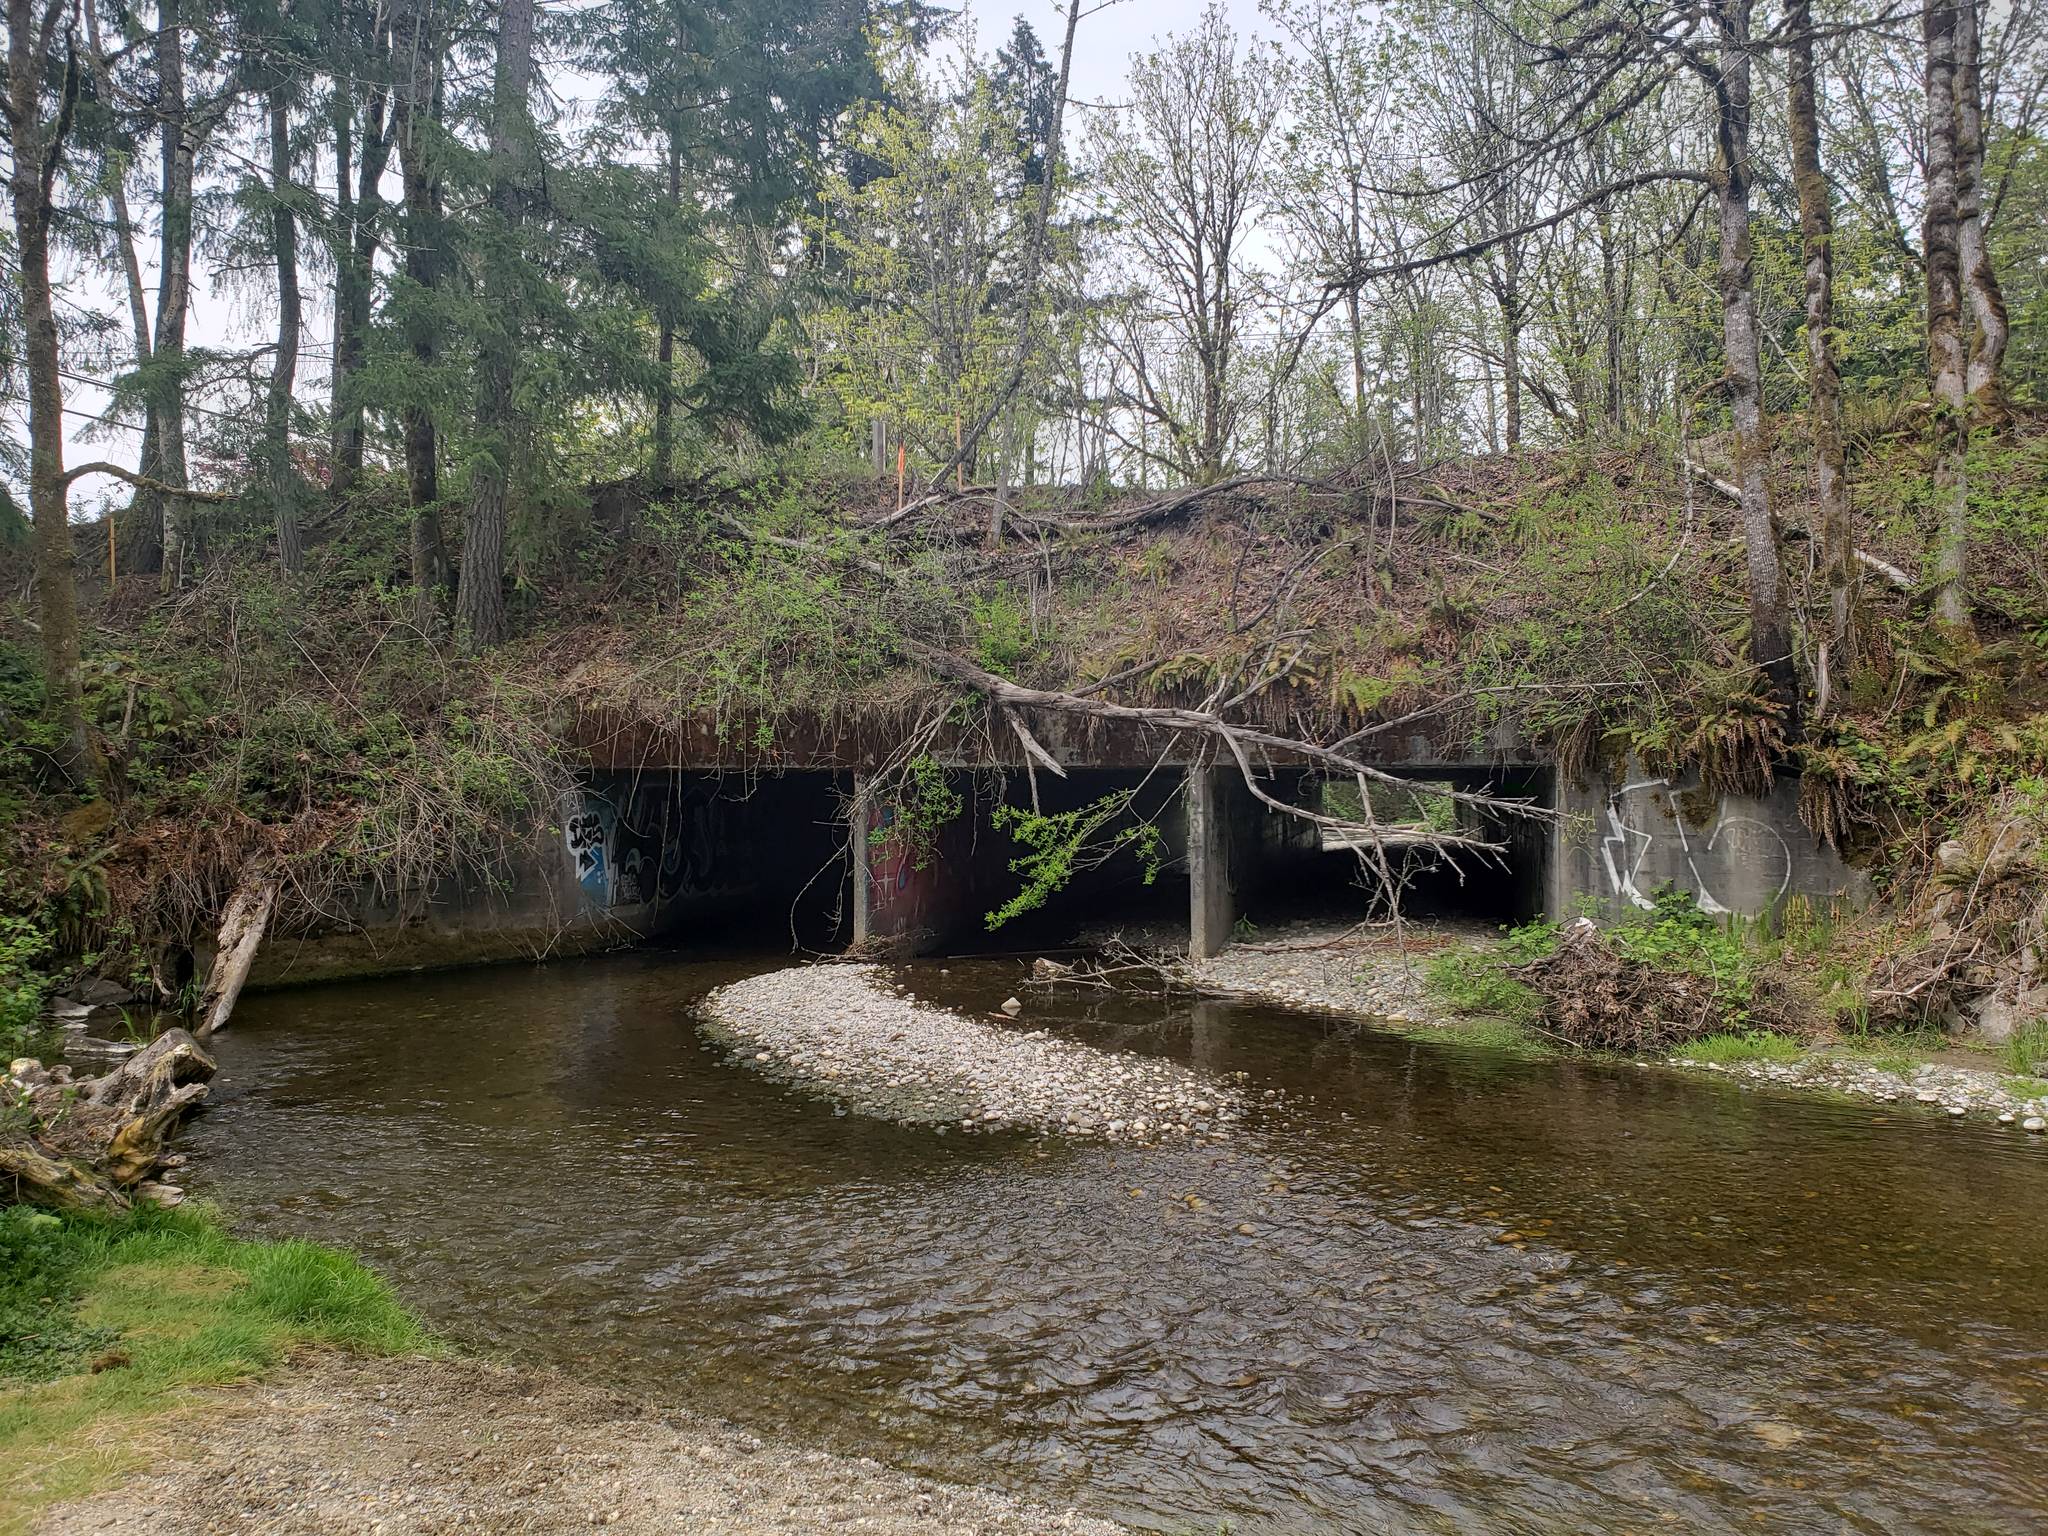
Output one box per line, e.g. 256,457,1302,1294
190,952,2048,1534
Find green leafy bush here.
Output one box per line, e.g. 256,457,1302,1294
0,914,51,1054
1607,890,1758,1025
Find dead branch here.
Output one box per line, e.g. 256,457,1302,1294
908,642,1542,843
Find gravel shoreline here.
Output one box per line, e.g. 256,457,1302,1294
1173,921,2047,1131
34,1355,1127,1536
701,963,1244,1142
1173,919,1479,1028
1665,1052,2048,1128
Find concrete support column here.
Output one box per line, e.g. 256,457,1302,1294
1188,763,1235,959
849,774,872,948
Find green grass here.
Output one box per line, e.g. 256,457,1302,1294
1421,922,1559,1030
1998,1019,2048,1077
1823,1026,1950,1078
0,1202,426,1532
1672,1030,1804,1065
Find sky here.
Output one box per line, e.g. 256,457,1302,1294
53,0,1281,493
957,0,1273,108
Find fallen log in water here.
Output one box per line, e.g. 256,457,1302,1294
197,874,278,1036
3,1028,217,1211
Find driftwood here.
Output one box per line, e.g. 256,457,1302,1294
3,1028,217,1211
197,874,278,1036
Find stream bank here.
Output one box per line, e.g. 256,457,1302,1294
33,1355,1123,1536
1175,920,2048,1127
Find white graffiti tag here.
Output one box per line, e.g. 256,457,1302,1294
1600,779,1793,916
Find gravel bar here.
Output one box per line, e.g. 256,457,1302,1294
700,963,1244,1142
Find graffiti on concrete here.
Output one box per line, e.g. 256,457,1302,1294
561,780,735,912
1600,778,1793,917
562,793,614,905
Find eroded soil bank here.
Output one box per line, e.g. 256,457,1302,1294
33,1355,1122,1536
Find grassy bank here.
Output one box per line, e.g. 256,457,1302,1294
0,1202,425,1534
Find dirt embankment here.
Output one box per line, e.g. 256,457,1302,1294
34,1355,1123,1536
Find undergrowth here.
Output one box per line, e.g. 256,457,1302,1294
1423,919,1559,1027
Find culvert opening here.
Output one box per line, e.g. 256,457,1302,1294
1228,767,1555,934
582,769,854,954
858,766,1190,956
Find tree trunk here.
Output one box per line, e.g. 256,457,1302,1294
81,0,159,579
329,16,394,501
153,0,196,594
395,0,449,625
1500,279,1522,452
9,0,91,782
1787,0,1856,669
454,0,536,648
1710,0,1794,709
266,87,304,574
1924,0,1971,626
330,82,358,483
651,124,681,484
1955,0,2009,418
1598,199,1622,431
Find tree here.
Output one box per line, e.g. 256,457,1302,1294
389,0,451,624
1787,0,1856,672
1090,6,1281,483
1925,0,1971,626
323,0,396,497
1955,0,2010,416
4,0,92,779
453,0,539,647
819,47,1024,482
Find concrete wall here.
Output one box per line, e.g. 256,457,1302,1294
1549,764,1870,924
249,771,834,988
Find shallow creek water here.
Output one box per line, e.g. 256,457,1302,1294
184,950,2048,1534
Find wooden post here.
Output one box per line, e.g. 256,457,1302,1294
954,414,964,491
895,442,906,513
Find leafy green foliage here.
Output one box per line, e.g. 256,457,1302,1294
871,755,962,871
1423,920,1558,1026
985,792,1164,929
0,914,51,1055
1607,890,1759,1026
971,590,1035,678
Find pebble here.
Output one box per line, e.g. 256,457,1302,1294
701,965,1244,1143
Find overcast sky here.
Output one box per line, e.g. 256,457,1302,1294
957,0,1272,106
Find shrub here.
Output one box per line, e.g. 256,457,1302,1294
0,914,51,1054
1423,920,1559,1026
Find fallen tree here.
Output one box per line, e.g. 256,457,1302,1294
3,1028,216,1211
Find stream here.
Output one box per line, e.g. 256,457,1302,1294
179,949,2048,1534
